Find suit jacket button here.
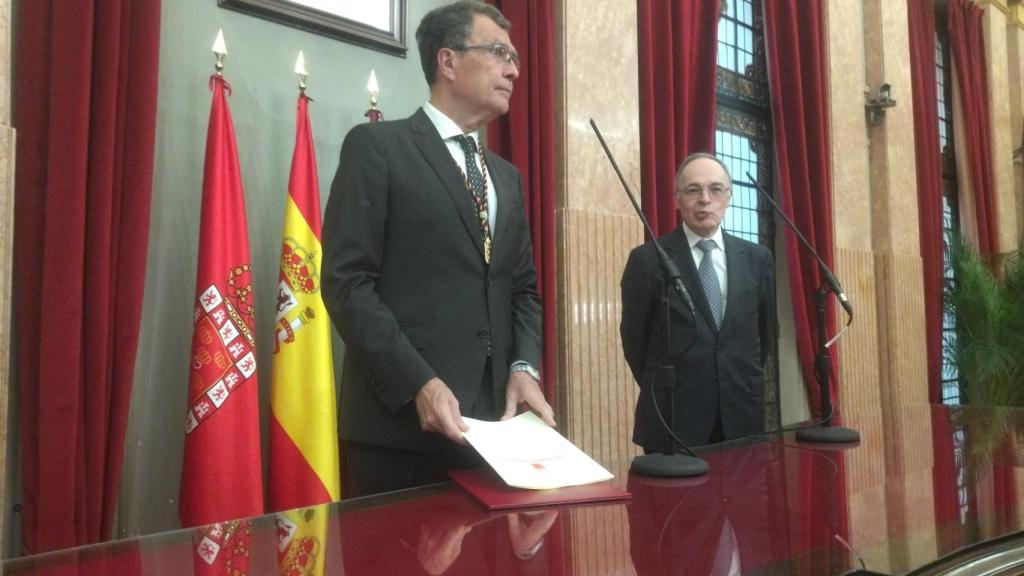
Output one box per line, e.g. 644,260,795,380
477,329,489,339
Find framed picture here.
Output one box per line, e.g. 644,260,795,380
219,0,407,57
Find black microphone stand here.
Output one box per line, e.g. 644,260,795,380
745,173,859,444
592,119,708,477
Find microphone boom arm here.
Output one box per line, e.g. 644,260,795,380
745,172,852,327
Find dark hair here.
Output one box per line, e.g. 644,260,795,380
416,1,511,86
675,152,733,187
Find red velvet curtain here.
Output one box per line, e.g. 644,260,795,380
488,0,558,403
930,406,963,555
948,0,998,254
908,0,946,402
637,0,721,237
763,0,838,418
14,0,161,553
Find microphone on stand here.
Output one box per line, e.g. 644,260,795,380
745,173,859,444
591,118,707,477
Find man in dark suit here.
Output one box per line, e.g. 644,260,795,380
322,0,554,497
620,153,774,450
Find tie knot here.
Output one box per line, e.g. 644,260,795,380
454,135,477,155
697,238,717,254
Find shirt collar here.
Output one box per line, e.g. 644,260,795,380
423,101,479,144
681,222,725,251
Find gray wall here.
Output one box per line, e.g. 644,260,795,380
125,0,448,537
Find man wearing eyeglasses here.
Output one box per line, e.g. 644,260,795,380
323,1,553,497
620,153,774,450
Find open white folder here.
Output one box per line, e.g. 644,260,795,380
462,412,614,490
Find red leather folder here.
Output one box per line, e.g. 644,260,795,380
449,469,632,510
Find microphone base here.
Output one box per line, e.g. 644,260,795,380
630,453,709,477
795,425,860,444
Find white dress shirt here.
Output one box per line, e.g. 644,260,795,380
422,102,498,232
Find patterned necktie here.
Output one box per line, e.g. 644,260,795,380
697,238,723,327
454,135,491,263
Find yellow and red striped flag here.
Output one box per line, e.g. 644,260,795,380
268,92,340,511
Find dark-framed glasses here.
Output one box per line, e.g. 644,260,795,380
454,43,521,68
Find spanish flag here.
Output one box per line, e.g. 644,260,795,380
268,92,341,511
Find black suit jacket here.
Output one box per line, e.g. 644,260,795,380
620,227,774,449
322,108,542,453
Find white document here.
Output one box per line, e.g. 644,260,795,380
462,412,614,490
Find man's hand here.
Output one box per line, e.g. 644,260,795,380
507,510,559,559
415,378,470,444
502,371,556,426
417,520,473,576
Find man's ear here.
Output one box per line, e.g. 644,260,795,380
437,47,459,83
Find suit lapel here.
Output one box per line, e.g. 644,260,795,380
720,232,748,333
665,227,718,333
409,109,487,261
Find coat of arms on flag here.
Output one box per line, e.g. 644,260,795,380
186,267,258,434
274,238,321,352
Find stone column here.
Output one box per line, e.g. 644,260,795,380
826,0,886,500
555,0,642,469
978,0,1019,252
555,1,642,573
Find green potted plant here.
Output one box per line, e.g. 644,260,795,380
944,233,1024,406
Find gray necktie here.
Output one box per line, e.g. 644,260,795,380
697,238,723,326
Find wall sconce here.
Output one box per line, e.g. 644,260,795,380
865,83,896,124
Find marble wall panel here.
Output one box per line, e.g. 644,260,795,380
865,0,921,255
981,5,1020,251
555,0,643,467
834,247,885,496
557,208,642,466
558,0,639,215
884,469,939,573
827,0,872,251
834,247,882,429
849,482,892,571
874,254,928,409
567,506,633,576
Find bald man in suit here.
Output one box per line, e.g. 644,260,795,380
620,153,774,450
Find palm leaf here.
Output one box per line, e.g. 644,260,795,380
944,232,1024,406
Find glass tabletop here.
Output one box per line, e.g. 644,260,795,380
3,404,1022,575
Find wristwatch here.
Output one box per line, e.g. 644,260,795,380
510,361,541,382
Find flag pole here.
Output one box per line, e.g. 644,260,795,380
295,50,308,93
212,29,227,75
365,69,382,123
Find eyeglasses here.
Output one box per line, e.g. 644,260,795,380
454,43,521,69
675,184,731,199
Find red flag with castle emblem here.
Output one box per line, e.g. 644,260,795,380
180,74,264,528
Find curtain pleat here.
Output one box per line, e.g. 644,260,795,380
14,0,161,553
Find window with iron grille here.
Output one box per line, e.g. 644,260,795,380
936,24,962,405
715,0,780,429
